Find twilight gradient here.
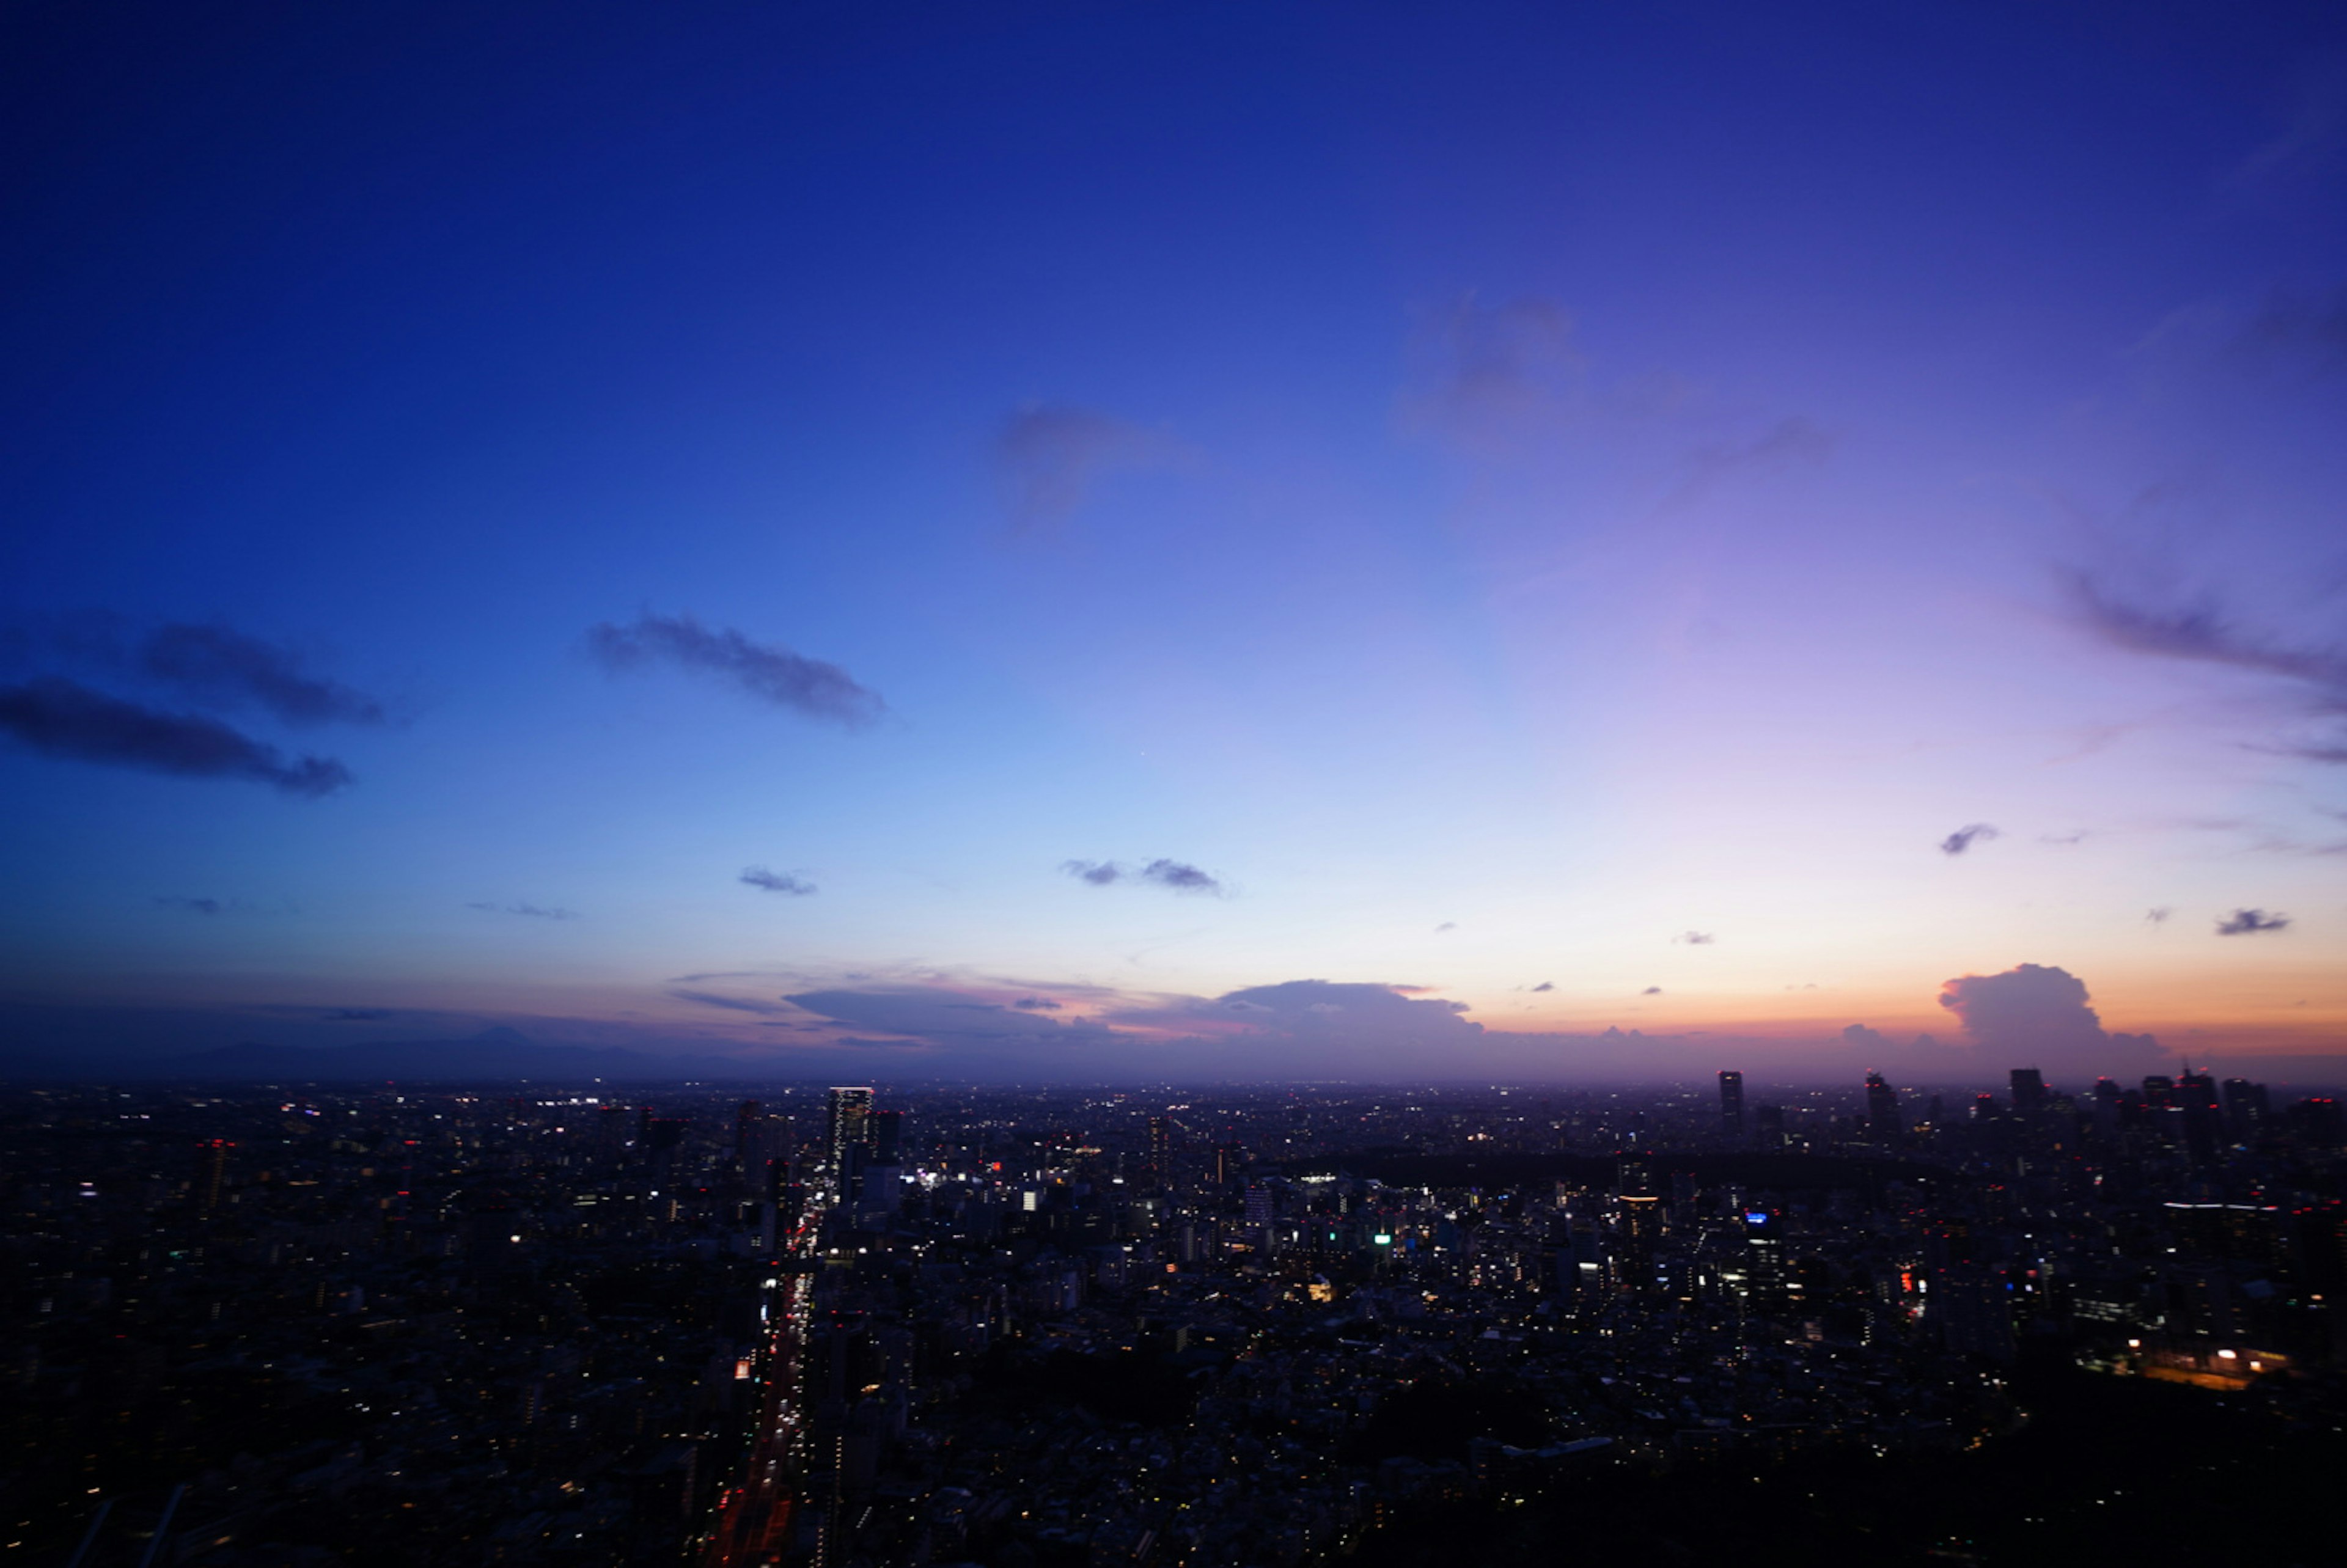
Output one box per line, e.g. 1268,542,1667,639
2,2,2343,1080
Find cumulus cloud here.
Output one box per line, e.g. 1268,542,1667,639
1936,962,2164,1079
1060,858,1224,895
1939,823,2000,855
466,901,576,920
2216,907,2291,936
586,612,883,728
741,866,817,896
1673,930,1716,945
0,678,353,795
784,986,1107,1047
996,404,1178,530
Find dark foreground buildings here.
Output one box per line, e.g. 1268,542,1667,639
4,1066,2345,1564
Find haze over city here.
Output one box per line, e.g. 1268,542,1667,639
5,2,2345,1084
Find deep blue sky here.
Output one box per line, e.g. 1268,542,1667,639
4,2,2345,1080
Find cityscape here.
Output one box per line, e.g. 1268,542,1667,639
7,1065,2344,1564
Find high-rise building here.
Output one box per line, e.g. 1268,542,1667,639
1147,1116,1172,1182
869,1108,902,1168
2010,1068,2047,1114
1214,1143,1242,1187
197,1139,233,1211
1717,1071,1744,1137
735,1100,766,1170
827,1087,874,1171
1865,1072,1903,1145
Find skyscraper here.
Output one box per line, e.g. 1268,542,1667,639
827,1086,873,1172
1717,1071,1744,1138
1865,1072,1903,1145
2010,1069,2047,1115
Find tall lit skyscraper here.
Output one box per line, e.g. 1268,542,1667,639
1717,1071,1744,1138
827,1086,873,1171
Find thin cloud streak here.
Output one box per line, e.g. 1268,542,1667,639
586,612,883,727
0,678,353,795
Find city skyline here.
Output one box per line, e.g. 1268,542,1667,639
5,4,2346,1082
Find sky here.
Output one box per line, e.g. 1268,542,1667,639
3,1,2345,1085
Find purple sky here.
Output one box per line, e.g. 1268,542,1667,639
2,3,2343,1082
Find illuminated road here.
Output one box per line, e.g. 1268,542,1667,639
699,1197,825,1567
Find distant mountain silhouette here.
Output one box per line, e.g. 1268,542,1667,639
145,1026,762,1082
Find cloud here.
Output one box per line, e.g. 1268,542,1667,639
2064,574,2347,715
1434,921,1457,933
466,901,576,920
1668,416,1835,507
2216,907,2291,936
585,612,883,727
0,678,353,795
996,404,1177,529
1061,858,1224,895
784,986,1107,1047
135,623,384,726
669,989,792,1016
1673,930,1716,945
1530,981,1554,993
1403,294,1584,450
740,866,817,896
1936,962,2164,1077
2239,284,2347,372
322,1007,394,1022
1939,823,2000,855
1139,859,1221,894
1642,986,1662,995
1012,997,1063,1011
156,896,224,915
2147,907,2172,923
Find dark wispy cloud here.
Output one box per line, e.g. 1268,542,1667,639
996,404,1178,530
466,901,576,920
1668,416,1835,507
135,623,384,726
2064,575,2347,742
1642,986,1662,995
669,989,791,1015
1012,997,1062,1011
1434,921,1457,933
322,1007,394,1022
740,866,817,896
1060,858,1224,895
1939,823,2000,855
0,679,353,795
1530,981,1554,993
1673,930,1716,945
1403,295,1584,451
2147,906,2172,923
2216,907,2291,936
156,895,226,915
2239,284,2347,372
586,612,883,728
